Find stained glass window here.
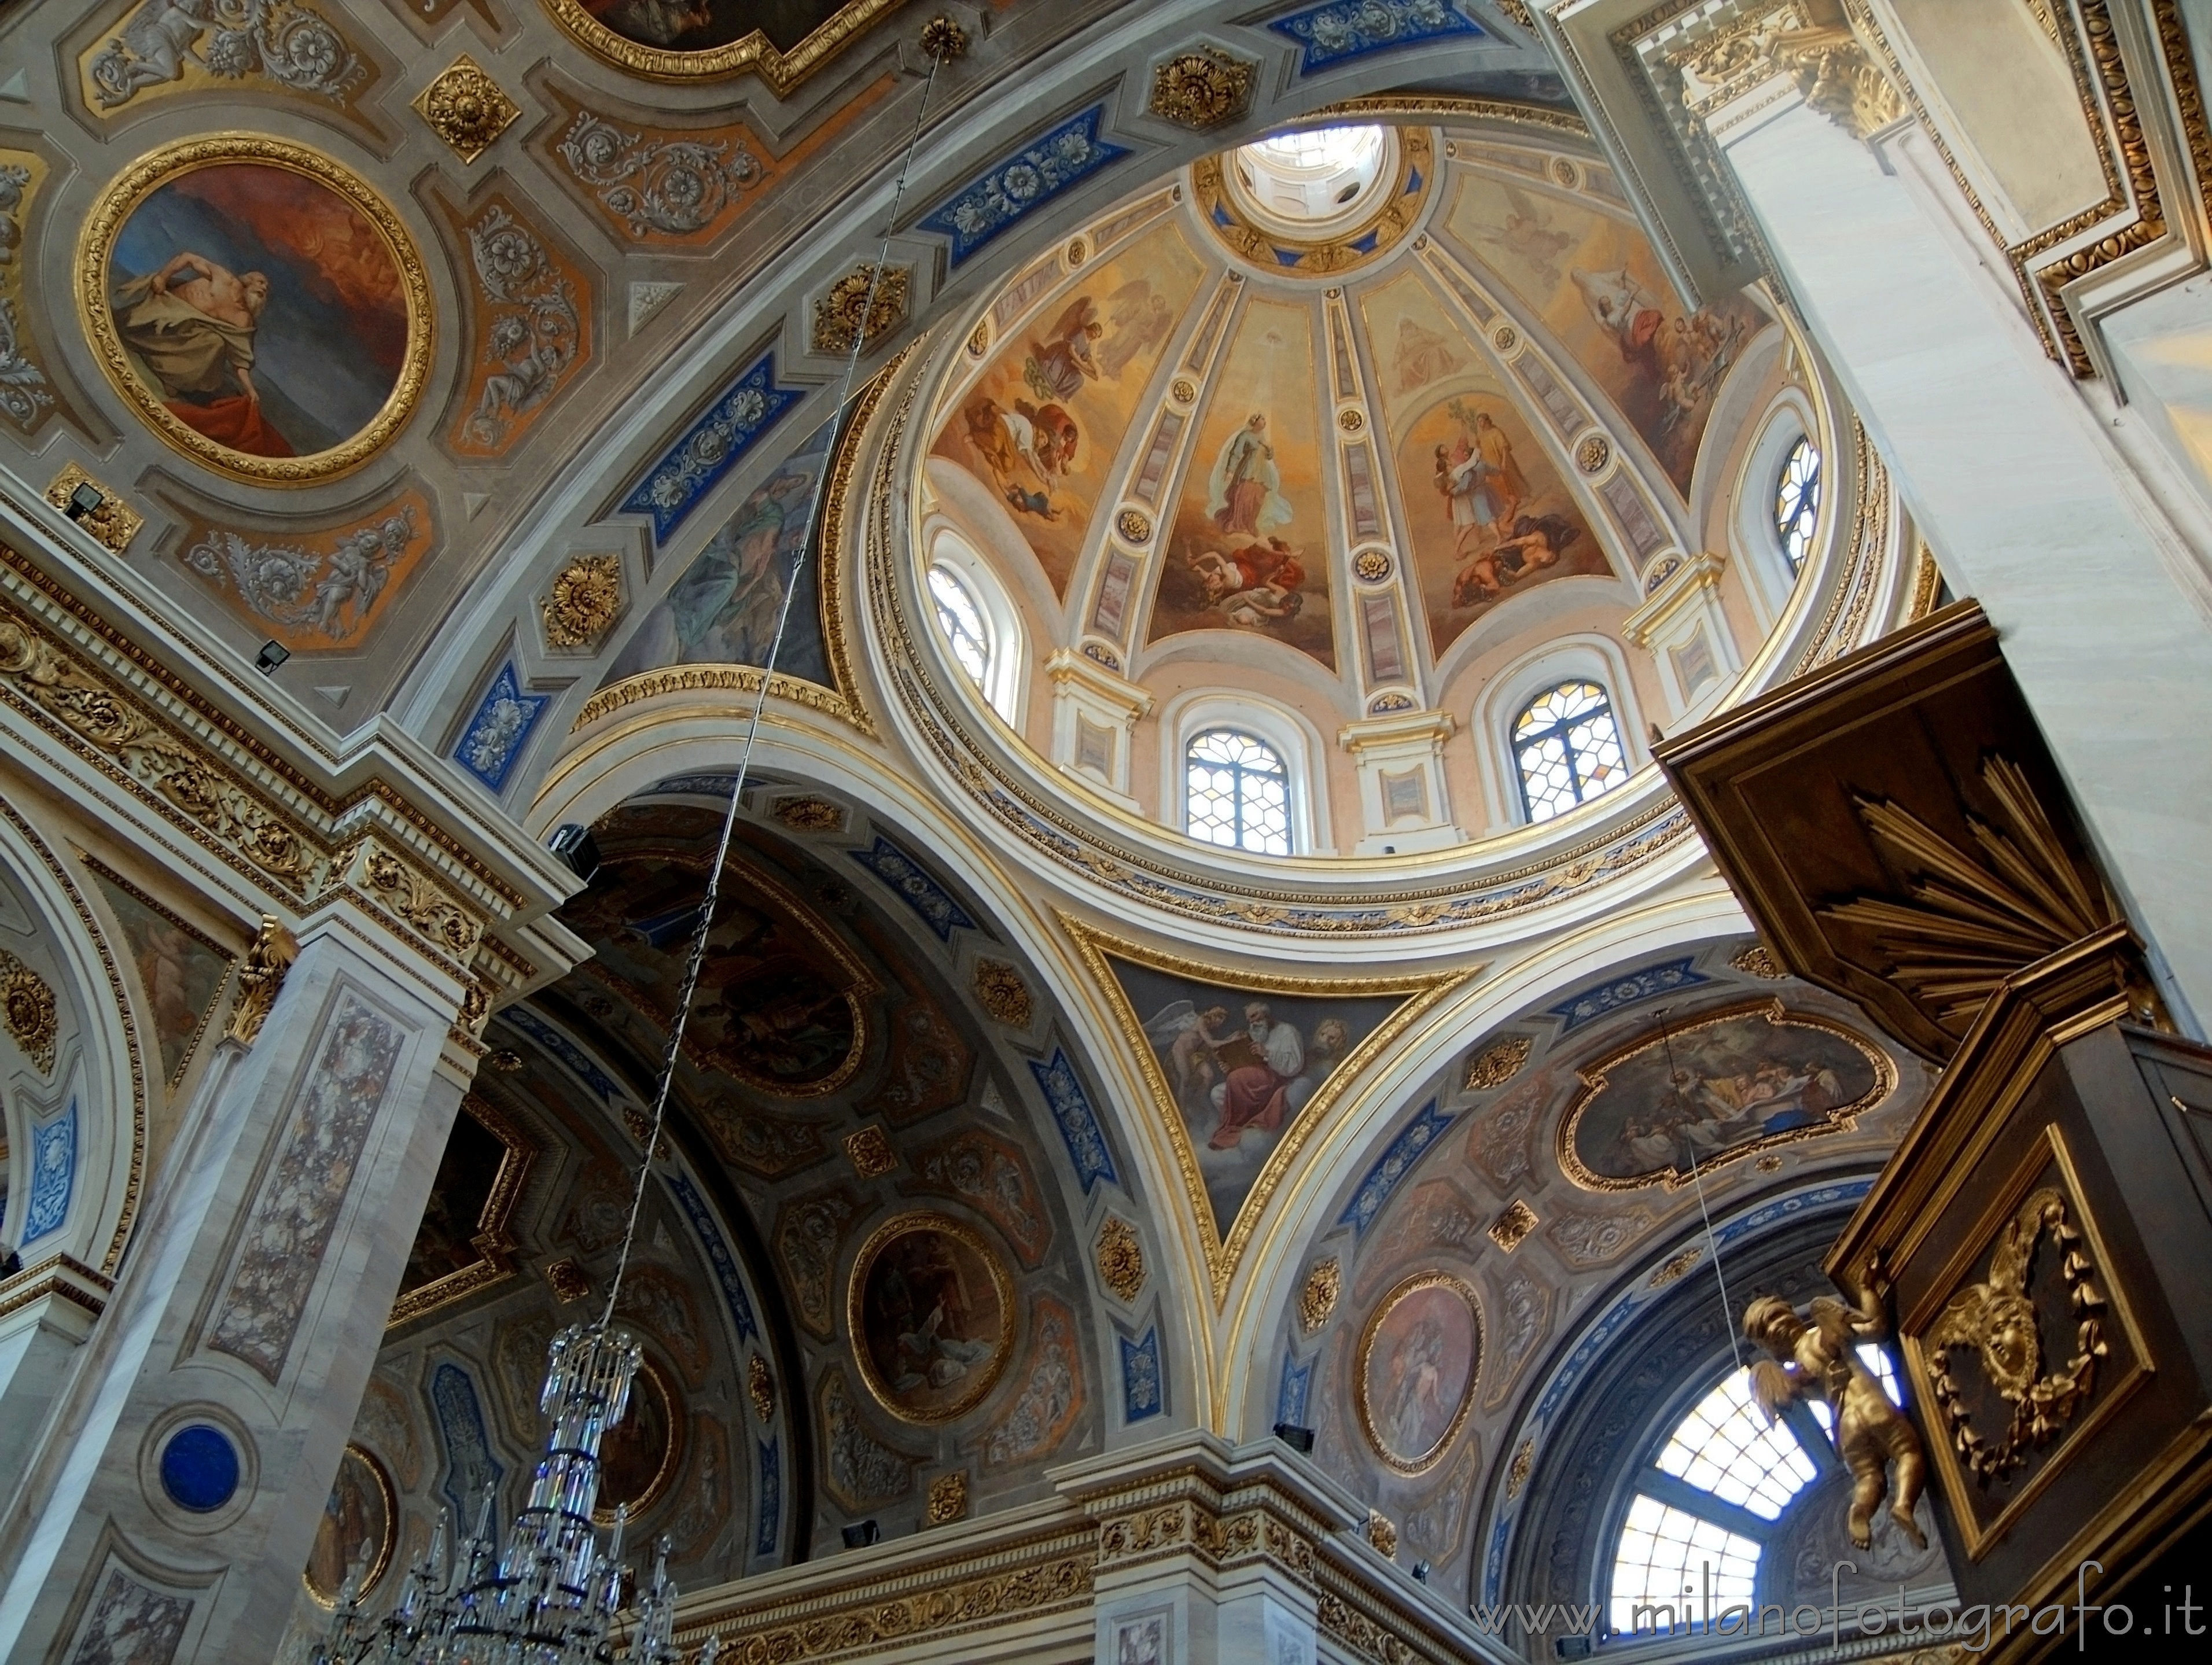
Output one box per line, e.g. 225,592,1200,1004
1776,436,1821,574
1185,729,1291,855
928,565,991,688
1512,681,1628,823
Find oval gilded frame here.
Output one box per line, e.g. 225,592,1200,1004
591,1355,684,1526
301,1441,398,1607
539,0,903,93
1354,1270,1481,1477
845,1209,1017,1424
1555,997,1897,1194
76,134,433,486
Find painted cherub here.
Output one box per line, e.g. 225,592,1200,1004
1744,1270,1928,1552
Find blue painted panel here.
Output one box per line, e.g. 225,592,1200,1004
159,1424,239,1512
1335,1099,1453,1239
430,1361,504,1537
756,1436,781,1559
1028,1048,1118,1193
666,1173,761,1343
1120,1329,1163,1422
1268,0,1483,75
1276,1351,1312,1428
499,1008,623,1105
846,835,977,942
1544,957,1709,1032
452,662,550,794
21,1098,74,1243
917,105,1131,266
620,352,804,546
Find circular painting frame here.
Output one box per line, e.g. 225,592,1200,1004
539,0,903,91
1355,1271,1481,1477
302,1441,397,1607
845,1209,1017,1424
77,133,433,485
592,1355,683,1526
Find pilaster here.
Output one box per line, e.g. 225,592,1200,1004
1334,711,1463,857
1620,551,1742,725
1047,647,1155,808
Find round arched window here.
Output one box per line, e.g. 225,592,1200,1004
1775,436,1821,575
1511,681,1626,823
928,564,992,687
1184,728,1291,854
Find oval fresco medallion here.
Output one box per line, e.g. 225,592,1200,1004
1356,1272,1480,1476
78,135,432,484
303,1442,396,1606
847,1210,1015,1424
542,0,901,88
1558,999,1893,1191
594,1355,682,1524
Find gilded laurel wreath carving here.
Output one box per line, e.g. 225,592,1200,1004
1094,1215,1146,1301
1924,1186,2107,1482
542,555,622,649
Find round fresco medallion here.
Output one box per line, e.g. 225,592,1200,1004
847,1210,1016,1423
593,1357,682,1525
1355,1272,1480,1476
78,136,431,485
541,0,899,86
303,1442,396,1606
1558,998,1893,1191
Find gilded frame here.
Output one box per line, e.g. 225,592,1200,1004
1062,916,1475,1302
539,0,905,94
302,1441,398,1607
590,1355,684,1526
387,1093,535,1328
76,134,433,485
845,1209,1017,1424
1193,127,1436,277
1555,997,1894,1193
1899,1121,2154,1561
1355,1270,1481,1477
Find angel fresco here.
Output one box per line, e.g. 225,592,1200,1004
1571,264,1746,444
1464,181,1574,290
959,393,1077,520
1208,412,1291,538
1099,280,1175,380
1746,1276,1928,1551
1025,296,1105,400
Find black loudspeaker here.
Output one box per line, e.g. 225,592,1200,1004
840,1520,880,1549
548,823,601,885
255,640,290,674
1271,1423,1315,1453
65,483,104,520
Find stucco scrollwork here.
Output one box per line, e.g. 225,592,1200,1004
0,949,57,1073
555,114,763,241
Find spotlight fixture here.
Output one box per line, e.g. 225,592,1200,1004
548,823,601,885
65,482,104,521
1555,1638,1595,1660
1411,1560,1431,1584
1271,1422,1315,1454
840,1520,881,1549
255,640,290,674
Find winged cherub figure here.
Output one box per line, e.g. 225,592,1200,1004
1744,1271,1928,1552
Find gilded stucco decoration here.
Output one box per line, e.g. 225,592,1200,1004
746,1353,775,1423
1485,1200,1536,1252
359,843,483,962
387,1096,535,1327
1463,1035,1530,1091
811,264,910,357
1147,46,1257,132
542,555,623,650
842,1124,897,1179
1729,941,1785,979
81,0,367,113
76,135,434,485
1298,1257,1340,1334
0,152,54,428
450,197,590,458
1094,1215,1146,1301
971,959,1032,1028
174,492,435,653
1364,1509,1397,1560
926,1471,969,1526
413,56,520,165
544,1258,589,1302
771,795,845,834
539,0,909,96
1191,128,1436,277
44,465,142,555
225,914,298,1044
0,949,58,1074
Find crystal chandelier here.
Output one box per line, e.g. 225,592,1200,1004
312,28,965,1662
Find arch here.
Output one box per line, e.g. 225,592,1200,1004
1159,691,1327,856
1729,388,1825,627
1471,636,1648,833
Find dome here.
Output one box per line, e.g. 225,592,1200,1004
904,111,1849,882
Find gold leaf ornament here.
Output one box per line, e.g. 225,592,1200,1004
542,555,623,649
414,56,521,164
0,951,57,1073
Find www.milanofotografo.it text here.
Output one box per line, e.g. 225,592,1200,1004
1470,1561,2206,1651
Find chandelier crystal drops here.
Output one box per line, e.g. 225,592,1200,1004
313,1324,718,1664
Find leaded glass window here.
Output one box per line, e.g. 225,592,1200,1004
928,565,991,687
1776,436,1821,575
1185,729,1291,854
1512,681,1627,823
1609,1495,1762,1637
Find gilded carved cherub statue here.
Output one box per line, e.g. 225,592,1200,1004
1744,1268,1927,1552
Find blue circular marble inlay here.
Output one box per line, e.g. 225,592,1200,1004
159,1424,239,1512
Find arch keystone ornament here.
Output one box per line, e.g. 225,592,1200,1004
1062,915,1473,1300
1147,46,1257,131
77,134,434,485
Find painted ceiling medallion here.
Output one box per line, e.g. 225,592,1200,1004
413,56,521,164
77,135,433,485
540,0,908,94
846,1210,1016,1423
1356,1270,1481,1475
1063,916,1473,1299
1193,127,1435,276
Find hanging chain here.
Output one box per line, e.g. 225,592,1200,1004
1659,1011,1746,1373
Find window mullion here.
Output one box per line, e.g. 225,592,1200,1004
1637,1469,1776,1544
